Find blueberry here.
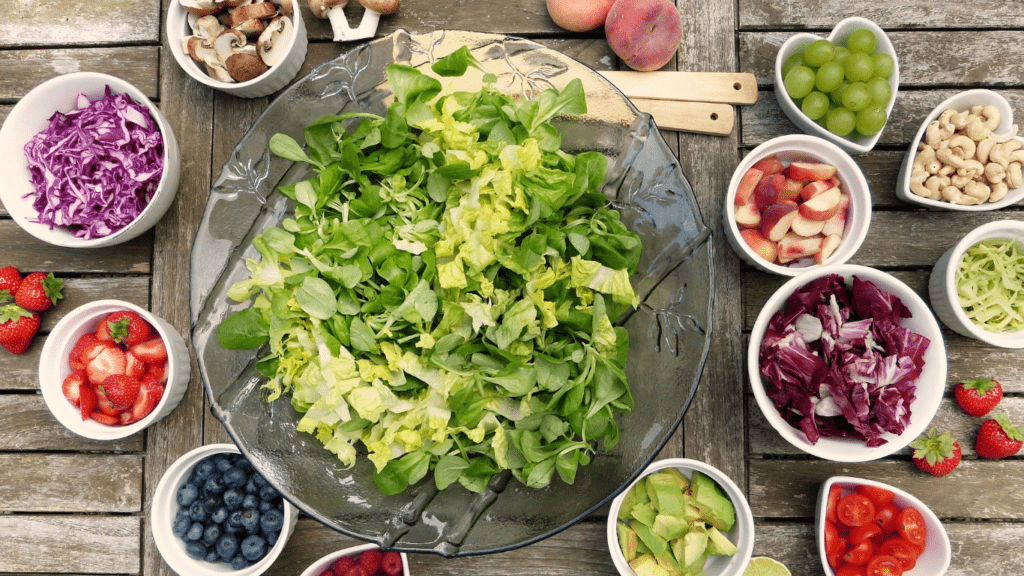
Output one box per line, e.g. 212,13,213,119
240,509,261,534
193,458,216,481
259,500,273,513
188,500,207,523
201,494,221,513
266,527,280,546
258,484,279,502
242,494,259,510
186,521,204,542
231,555,250,570
240,534,268,561
204,548,220,563
243,477,259,495
185,541,208,560
210,506,229,525
223,488,244,510
203,523,222,546
260,508,284,536
171,511,191,538
224,466,248,488
203,474,226,496
237,459,255,474
252,473,269,488
213,456,233,473
176,482,200,507
215,533,239,560
227,510,245,531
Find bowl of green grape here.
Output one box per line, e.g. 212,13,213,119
774,17,899,154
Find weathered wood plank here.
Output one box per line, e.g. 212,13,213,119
0,516,140,574
0,221,152,273
749,397,1024,456
738,1,1024,29
0,0,161,47
740,88,1024,147
0,453,142,513
748,459,1024,519
0,394,144,451
0,47,160,101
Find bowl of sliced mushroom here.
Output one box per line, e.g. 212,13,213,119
897,89,1024,210
167,0,307,98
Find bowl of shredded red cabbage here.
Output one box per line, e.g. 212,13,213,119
749,264,946,462
0,72,180,247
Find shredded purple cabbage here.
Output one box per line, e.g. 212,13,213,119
22,85,164,239
759,274,931,447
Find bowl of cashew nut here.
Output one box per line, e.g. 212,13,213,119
897,89,1024,210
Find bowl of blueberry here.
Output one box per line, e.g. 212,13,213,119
151,443,298,575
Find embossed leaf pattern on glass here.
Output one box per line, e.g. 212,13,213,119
189,30,714,556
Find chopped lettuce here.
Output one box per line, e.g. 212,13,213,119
217,49,642,495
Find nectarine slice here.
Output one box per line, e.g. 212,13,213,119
754,174,786,211
778,235,823,264
790,214,826,237
798,186,842,221
815,233,843,265
787,161,837,181
760,202,799,242
735,168,763,206
751,154,785,175
734,199,761,229
740,228,778,263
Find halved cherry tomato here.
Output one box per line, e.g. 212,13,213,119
827,484,845,523
837,564,867,576
850,523,882,545
837,493,876,527
856,485,895,507
873,502,900,533
828,536,850,569
843,540,875,566
896,506,926,546
826,520,843,556
866,554,904,576
879,537,920,571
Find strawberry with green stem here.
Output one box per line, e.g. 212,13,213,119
0,266,22,301
910,427,961,477
976,413,1024,459
955,378,1003,417
0,304,41,354
14,272,63,312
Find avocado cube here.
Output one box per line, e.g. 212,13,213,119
681,523,708,567
655,549,685,576
636,537,652,558
631,501,657,527
633,521,670,557
648,472,686,516
686,550,709,576
619,484,639,520
629,554,670,576
617,520,640,561
705,526,739,557
691,471,736,532
663,467,690,491
652,513,690,541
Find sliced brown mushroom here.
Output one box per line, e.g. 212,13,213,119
225,53,269,82
219,0,250,7
186,36,219,64
308,0,347,18
180,0,224,16
358,0,399,15
214,28,249,63
235,17,267,39
192,14,226,39
257,16,293,67
229,1,278,26
273,0,294,15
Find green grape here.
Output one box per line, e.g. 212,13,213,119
847,29,878,54
804,40,836,67
826,107,856,136
815,61,845,93
782,53,806,78
801,91,830,120
833,46,851,65
841,82,871,112
856,106,888,135
866,76,892,106
785,66,816,99
843,52,873,82
829,81,850,107
872,52,895,78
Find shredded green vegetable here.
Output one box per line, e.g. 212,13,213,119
956,237,1024,333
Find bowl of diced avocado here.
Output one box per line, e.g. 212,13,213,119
606,458,755,576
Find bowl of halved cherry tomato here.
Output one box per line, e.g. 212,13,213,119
817,476,951,576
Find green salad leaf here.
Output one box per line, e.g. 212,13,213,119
218,48,643,495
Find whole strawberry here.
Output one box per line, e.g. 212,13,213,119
0,266,22,300
910,427,961,477
14,272,63,312
955,378,1003,417
0,304,42,354
976,413,1024,459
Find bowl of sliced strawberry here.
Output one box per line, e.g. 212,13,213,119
300,544,410,576
39,299,191,439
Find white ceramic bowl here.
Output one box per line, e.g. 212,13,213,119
724,134,872,276
152,443,299,576
896,89,1024,210
816,476,951,576
929,219,1024,347
0,72,181,247
39,299,191,440
167,0,308,98
774,17,900,154
748,264,947,461
607,458,755,576
300,543,412,576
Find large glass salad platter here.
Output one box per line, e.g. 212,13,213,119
189,30,714,556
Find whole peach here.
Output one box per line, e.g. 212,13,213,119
605,0,682,72
546,0,615,32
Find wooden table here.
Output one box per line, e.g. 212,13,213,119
1,1,1021,574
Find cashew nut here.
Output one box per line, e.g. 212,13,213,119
937,146,968,169
990,140,1023,168
942,185,966,203
925,119,956,148
965,117,993,141
1008,162,1023,189
951,174,973,189
977,137,997,164
938,164,955,176
965,180,991,202
949,134,977,159
979,105,1002,131
958,159,985,179
985,162,1006,184
991,182,1009,202
910,169,931,198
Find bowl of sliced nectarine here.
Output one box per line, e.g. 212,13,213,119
724,134,872,276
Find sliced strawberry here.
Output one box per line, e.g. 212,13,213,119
79,382,97,421
90,411,120,426
86,346,127,387
62,370,88,406
145,360,168,383
94,386,121,417
100,374,141,411
124,351,146,379
128,383,161,423
69,333,98,370
129,337,167,364
80,340,116,366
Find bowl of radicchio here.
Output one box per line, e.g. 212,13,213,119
747,264,946,461
0,72,180,248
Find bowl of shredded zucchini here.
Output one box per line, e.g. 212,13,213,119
188,31,714,555
929,219,1024,348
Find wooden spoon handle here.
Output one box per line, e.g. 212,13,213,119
599,71,758,105
629,98,734,136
